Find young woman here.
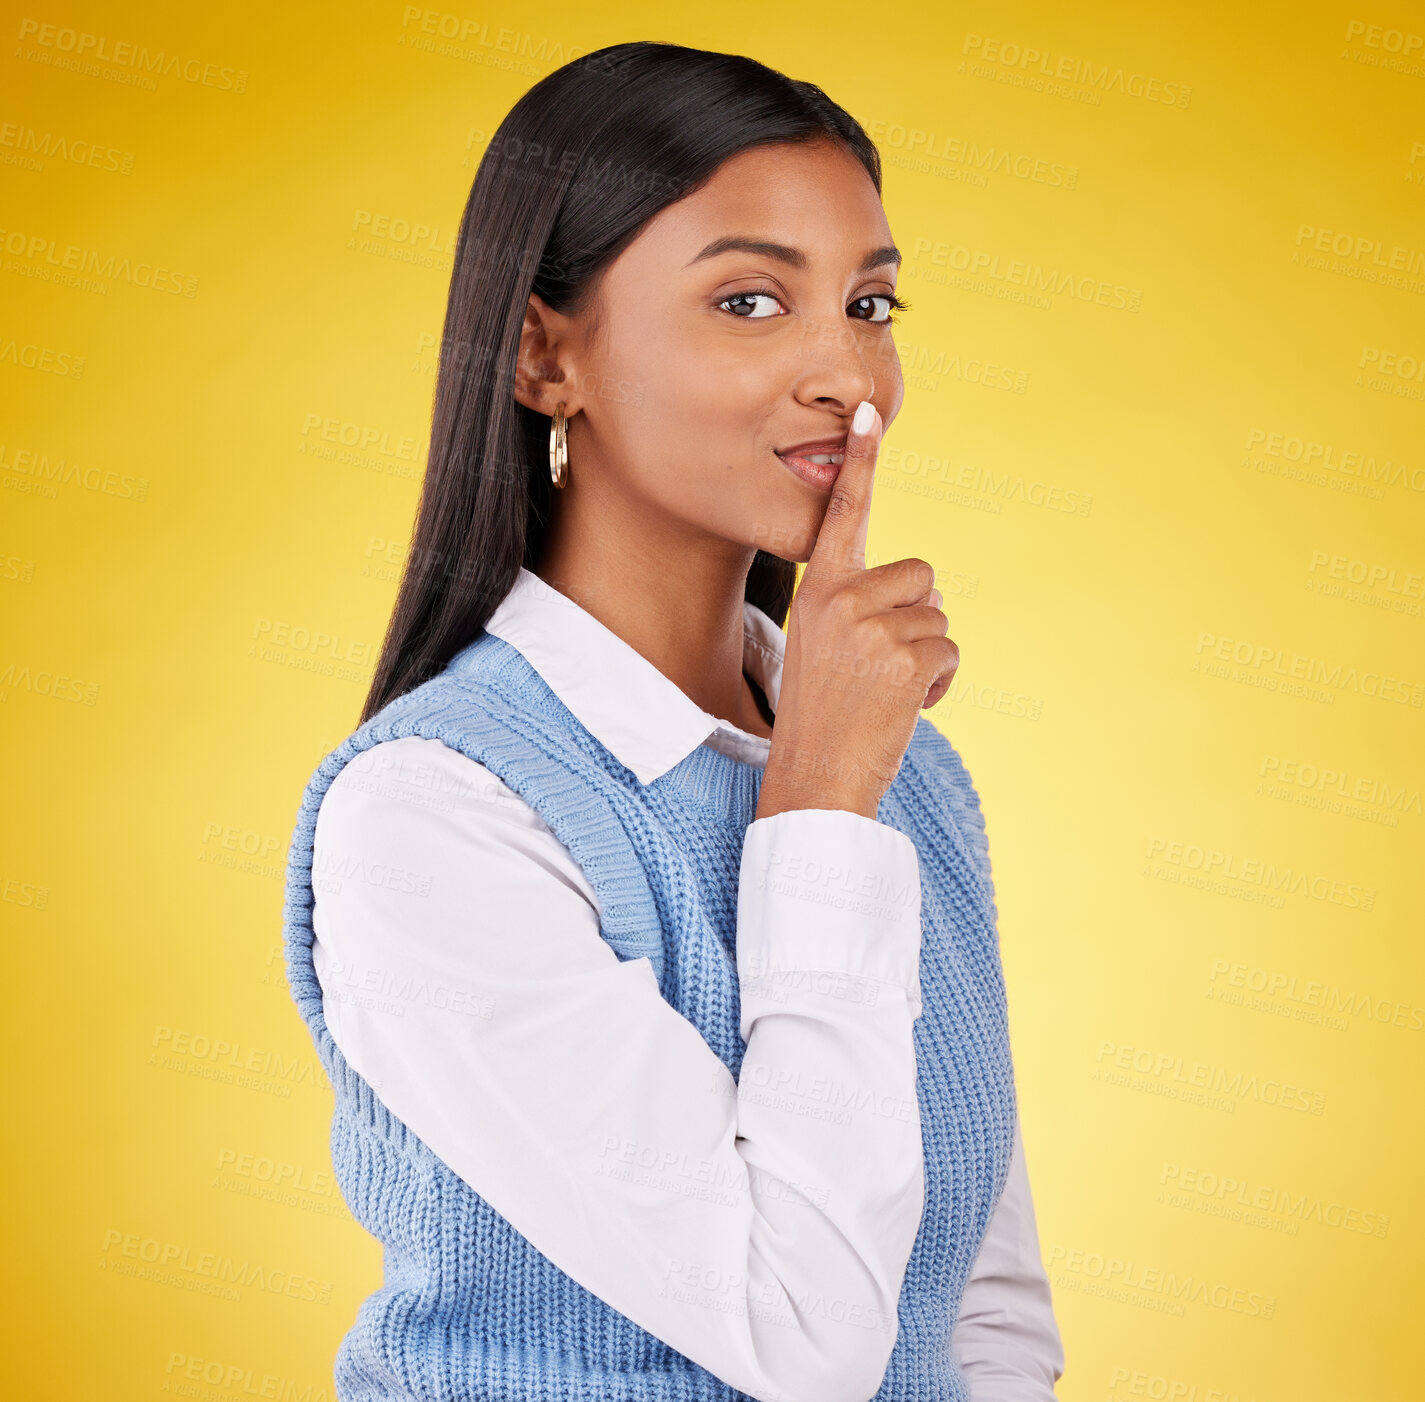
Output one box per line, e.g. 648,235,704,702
283,40,1064,1402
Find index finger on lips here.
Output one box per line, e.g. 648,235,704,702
805,398,880,579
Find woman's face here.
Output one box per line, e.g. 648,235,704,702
536,136,905,564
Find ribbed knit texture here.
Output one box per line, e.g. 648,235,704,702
282,630,1017,1401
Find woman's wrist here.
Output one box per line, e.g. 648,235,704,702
754,778,881,824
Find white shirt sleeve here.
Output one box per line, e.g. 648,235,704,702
310,736,925,1402
951,1113,1066,1398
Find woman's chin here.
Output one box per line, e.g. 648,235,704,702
747,512,819,564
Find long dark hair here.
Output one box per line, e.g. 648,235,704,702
360,40,884,724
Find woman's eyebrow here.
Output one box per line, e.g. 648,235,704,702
685,235,901,273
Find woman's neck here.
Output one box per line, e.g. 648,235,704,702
533,530,770,741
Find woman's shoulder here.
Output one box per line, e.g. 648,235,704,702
322,735,555,838
310,735,600,914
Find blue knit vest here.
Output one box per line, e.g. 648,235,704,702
282,629,1017,1401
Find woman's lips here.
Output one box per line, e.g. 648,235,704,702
774,439,847,490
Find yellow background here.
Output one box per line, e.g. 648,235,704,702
4,2,1423,1398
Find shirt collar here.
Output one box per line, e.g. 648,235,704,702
482,566,785,785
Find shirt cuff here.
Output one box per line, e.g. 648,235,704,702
737,808,924,1023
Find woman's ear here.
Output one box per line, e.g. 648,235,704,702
512,291,579,415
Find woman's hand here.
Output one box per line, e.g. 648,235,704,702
756,401,960,823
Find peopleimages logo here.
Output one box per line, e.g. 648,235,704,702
101,1229,332,1305
15,18,249,92
1194,629,1425,708
163,1353,333,1402
909,235,1142,311
1344,19,1424,52
960,32,1192,107
1294,223,1425,275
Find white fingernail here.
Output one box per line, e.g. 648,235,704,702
852,400,874,435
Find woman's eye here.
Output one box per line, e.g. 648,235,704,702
850,294,898,323
718,290,907,322
719,291,784,319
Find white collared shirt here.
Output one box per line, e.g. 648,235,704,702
312,566,1064,1400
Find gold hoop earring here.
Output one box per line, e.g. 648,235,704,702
549,401,569,488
